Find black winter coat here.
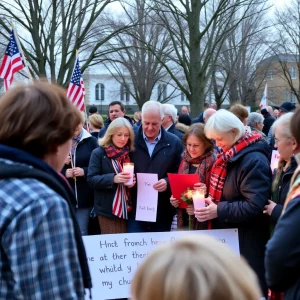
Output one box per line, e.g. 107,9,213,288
213,140,271,296
129,126,182,225
62,129,98,208
265,194,300,300
168,123,184,141
271,156,297,223
192,112,204,124
262,112,276,136
87,147,124,219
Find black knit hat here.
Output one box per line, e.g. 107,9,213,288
178,113,192,126
88,105,97,114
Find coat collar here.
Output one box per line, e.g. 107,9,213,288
136,126,172,155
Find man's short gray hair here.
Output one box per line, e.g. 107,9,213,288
205,109,245,142
247,112,264,127
162,104,177,123
142,101,164,120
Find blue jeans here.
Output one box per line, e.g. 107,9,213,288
75,207,91,236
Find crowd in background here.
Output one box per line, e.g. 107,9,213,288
1,82,300,300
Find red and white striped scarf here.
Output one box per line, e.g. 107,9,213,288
105,145,132,219
209,132,262,203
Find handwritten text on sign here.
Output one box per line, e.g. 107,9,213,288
83,229,239,299
135,173,158,222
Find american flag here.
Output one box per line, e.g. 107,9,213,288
67,57,85,111
0,30,24,91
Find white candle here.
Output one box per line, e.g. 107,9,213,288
123,162,134,186
192,190,205,209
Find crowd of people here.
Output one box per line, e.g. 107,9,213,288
1,81,300,300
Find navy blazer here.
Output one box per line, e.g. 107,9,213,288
167,123,184,141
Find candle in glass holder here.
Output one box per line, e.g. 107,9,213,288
192,189,205,210
123,162,134,186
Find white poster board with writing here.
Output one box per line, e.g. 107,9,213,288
83,229,239,299
135,173,158,222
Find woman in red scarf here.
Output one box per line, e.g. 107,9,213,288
195,109,271,298
170,123,216,229
87,117,136,234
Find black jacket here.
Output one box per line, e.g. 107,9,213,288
129,126,182,224
265,195,300,300
90,131,99,139
87,146,121,219
167,123,184,141
98,115,137,138
262,112,276,136
271,156,297,223
192,112,204,124
213,140,272,296
62,129,98,208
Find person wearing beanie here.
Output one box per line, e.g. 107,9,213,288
88,105,98,115
261,108,276,136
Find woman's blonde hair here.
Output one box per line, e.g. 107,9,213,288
230,104,249,124
99,117,135,150
131,235,261,300
89,114,104,129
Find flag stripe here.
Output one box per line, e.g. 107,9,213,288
66,57,85,112
0,30,24,91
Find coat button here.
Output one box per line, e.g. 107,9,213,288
225,219,228,223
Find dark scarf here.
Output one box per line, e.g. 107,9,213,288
0,145,92,292
178,149,216,186
105,144,130,161
105,145,132,218
209,132,262,203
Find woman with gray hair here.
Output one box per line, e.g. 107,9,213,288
263,113,296,224
247,112,267,141
194,109,271,298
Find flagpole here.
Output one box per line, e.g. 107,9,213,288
11,21,33,83
76,49,89,131
266,81,268,107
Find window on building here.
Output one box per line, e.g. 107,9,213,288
95,83,105,101
269,70,273,80
181,91,185,102
291,92,296,103
158,84,167,101
290,66,296,79
120,83,130,102
285,89,290,102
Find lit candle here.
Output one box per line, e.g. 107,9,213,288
192,189,205,210
123,162,134,186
